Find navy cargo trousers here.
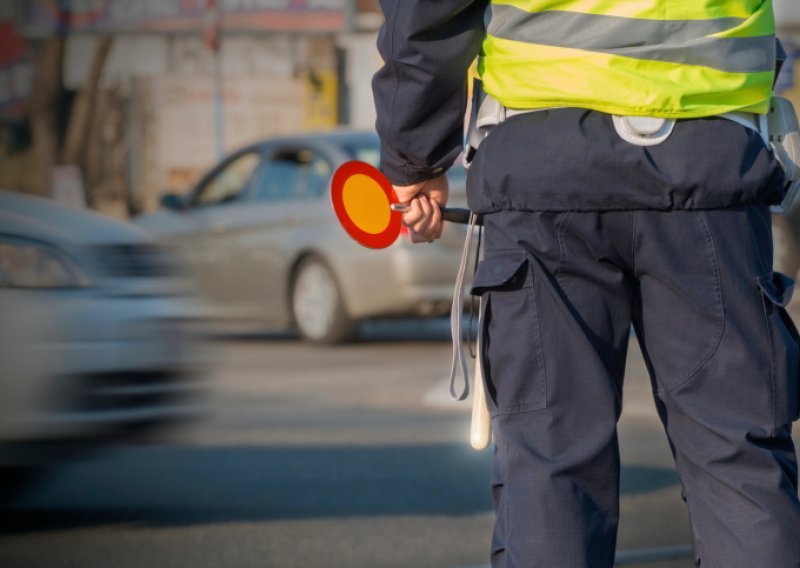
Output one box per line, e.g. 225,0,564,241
467,110,800,568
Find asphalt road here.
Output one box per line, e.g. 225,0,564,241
1,317,789,568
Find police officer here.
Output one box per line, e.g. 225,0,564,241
373,1,800,566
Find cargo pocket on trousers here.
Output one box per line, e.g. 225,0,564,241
471,253,547,416
757,271,800,425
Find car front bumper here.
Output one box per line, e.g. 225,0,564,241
0,287,207,466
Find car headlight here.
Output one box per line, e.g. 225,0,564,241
0,238,92,289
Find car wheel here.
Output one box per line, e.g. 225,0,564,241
291,256,358,344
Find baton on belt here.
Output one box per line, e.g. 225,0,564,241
331,160,491,450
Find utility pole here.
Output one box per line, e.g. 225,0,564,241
205,0,224,160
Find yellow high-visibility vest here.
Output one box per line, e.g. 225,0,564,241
480,0,777,117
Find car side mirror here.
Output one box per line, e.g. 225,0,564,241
160,193,186,211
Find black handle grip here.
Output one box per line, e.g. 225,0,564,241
441,208,483,225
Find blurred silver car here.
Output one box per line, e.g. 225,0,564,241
0,190,203,494
135,131,470,344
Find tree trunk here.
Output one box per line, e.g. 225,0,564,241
61,37,112,169
29,37,64,197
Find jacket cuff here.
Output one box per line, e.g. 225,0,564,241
380,146,452,186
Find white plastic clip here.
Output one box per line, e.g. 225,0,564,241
612,115,676,147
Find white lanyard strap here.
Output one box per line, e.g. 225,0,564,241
449,213,478,401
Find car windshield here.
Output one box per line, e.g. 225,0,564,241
341,139,467,186
341,141,380,167
447,162,466,184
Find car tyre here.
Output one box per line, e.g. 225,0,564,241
291,256,358,344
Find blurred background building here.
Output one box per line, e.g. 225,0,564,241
0,0,382,217
2,1,800,220
776,0,800,100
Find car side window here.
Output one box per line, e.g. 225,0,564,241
193,151,261,207
254,149,332,203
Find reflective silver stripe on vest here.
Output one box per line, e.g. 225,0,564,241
489,4,775,74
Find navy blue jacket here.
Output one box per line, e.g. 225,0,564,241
373,0,488,186
373,0,785,210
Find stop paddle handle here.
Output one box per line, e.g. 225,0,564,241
390,204,481,226
332,161,480,249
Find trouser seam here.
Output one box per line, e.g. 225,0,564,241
760,291,778,435
658,211,726,396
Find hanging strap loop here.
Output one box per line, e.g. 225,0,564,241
449,213,479,400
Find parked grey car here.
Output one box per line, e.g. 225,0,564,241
135,131,470,344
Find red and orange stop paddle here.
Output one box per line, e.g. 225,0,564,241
331,161,475,249
331,161,402,249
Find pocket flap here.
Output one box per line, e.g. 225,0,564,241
470,253,531,296
758,271,796,307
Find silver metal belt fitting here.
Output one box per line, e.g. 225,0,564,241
766,97,800,212
726,97,800,213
